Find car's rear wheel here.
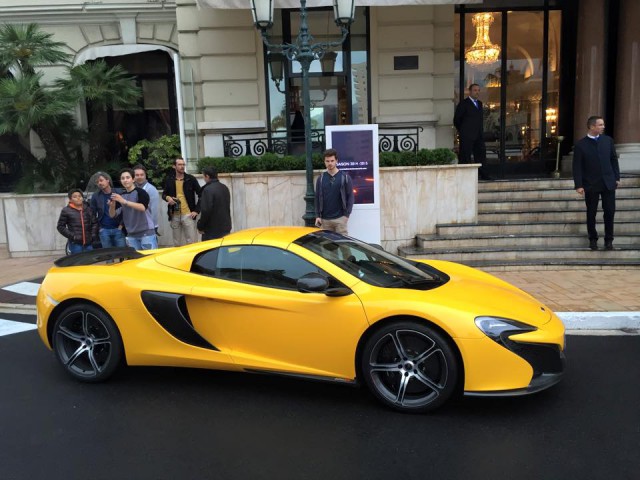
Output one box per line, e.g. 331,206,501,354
52,303,123,382
361,321,458,413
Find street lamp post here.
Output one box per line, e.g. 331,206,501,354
251,0,356,226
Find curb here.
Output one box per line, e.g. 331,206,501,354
556,311,640,330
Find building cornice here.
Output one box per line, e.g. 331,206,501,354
0,2,176,23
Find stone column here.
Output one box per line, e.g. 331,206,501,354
573,0,607,142
613,0,640,172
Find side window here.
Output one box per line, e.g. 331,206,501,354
192,249,219,277
192,245,325,290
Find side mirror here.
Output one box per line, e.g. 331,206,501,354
297,272,329,293
297,273,351,297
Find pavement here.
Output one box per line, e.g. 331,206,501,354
1,247,639,331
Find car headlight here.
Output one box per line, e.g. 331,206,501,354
475,316,537,345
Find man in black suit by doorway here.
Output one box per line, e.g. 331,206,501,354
572,115,620,251
454,83,488,179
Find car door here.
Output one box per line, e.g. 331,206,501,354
187,244,369,381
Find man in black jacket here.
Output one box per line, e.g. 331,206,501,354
573,116,620,250
197,167,231,241
162,158,202,246
454,83,488,179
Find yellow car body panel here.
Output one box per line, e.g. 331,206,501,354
37,226,565,409
188,277,369,380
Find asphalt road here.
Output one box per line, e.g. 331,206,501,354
1,313,639,480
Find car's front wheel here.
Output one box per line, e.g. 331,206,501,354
52,303,123,382
361,321,459,413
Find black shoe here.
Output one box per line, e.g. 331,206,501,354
605,241,613,250
589,240,598,250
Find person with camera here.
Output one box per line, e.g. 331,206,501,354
90,171,126,249
108,168,158,250
162,157,201,246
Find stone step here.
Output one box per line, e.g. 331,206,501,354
435,220,640,236
479,196,640,212
477,176,640,192
478,178,576,191
408,177,640,268
460,258,640,269
400,245,640,262
478,208,640,223
478,196,640,212
0,243,8,261
415,233,640,250
478,188,640,204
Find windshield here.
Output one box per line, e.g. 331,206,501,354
294,231,449,290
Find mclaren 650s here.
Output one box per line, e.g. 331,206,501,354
37,227,565,412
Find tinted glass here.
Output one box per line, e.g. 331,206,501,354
295,232,448,290
193,245,324,290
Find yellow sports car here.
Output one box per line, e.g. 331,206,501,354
37,227,565,412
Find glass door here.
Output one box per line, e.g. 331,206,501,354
455,6,562,178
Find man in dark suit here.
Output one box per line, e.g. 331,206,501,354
572,116,620,250
454,83,487,179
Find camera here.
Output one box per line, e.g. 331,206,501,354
170,198,181,213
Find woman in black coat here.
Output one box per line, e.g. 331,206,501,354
57,188,99,255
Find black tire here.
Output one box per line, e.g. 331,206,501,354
361,321,459,413
52,303,123,382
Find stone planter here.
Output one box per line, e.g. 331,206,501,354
0,164,478,257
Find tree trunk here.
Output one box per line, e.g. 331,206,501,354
32,124,70,175
2,134,38,167
88,105,109,170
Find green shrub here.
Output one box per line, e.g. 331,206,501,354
379,152,401,167
128,134,181,186
196,147,455,174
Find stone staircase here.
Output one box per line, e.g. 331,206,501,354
399,175,640,269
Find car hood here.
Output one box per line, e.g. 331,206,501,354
421,260,552,327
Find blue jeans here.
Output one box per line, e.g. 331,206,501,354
99,228,126,248
68,243,93,255
126,234,158,250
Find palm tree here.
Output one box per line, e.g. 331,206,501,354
56,60,142,170
0,73,77,173
0,23,70,75
0,24,75,188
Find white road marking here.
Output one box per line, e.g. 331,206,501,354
0,319,37,337
1,281,41,297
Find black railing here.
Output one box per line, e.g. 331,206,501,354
223,126,423,158
223,129,325,157
378,126,423,153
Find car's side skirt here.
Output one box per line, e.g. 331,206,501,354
244,368,358,385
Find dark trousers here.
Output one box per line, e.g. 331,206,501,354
584,188,616,241
458,136,486,164
459,136,488,178
202,230,230,241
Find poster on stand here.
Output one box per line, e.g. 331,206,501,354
325,125,380,244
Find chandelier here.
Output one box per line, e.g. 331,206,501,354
465,13,501,65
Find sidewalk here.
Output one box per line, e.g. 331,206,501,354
1,248,639,315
